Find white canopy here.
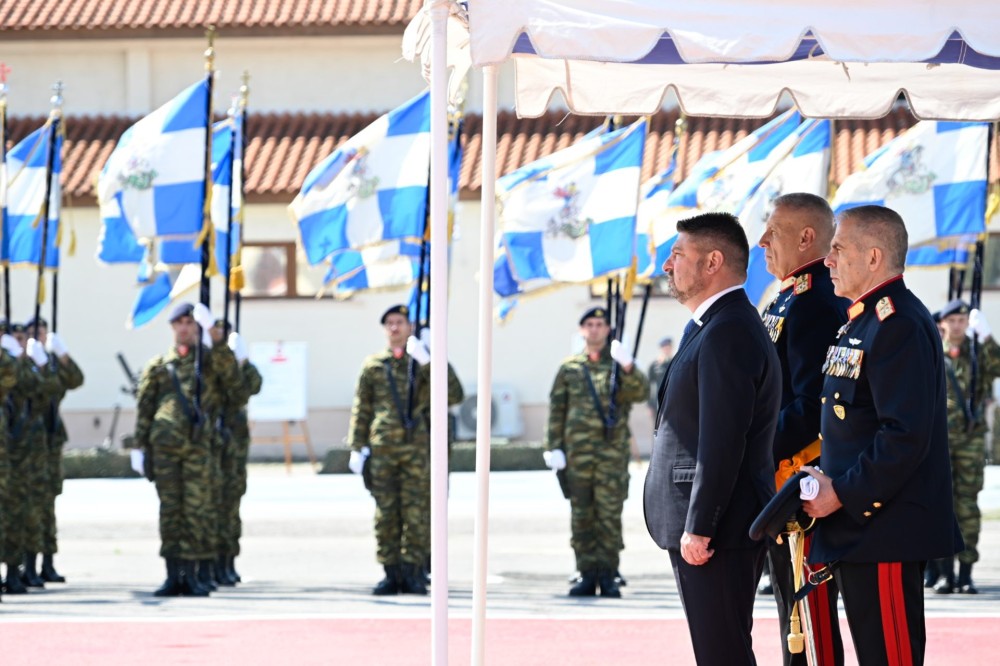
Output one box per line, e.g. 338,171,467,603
464,0,1000,119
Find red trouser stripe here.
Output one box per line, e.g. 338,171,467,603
804,534,836,666
878,562,913,666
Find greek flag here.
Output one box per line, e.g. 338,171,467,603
128,264,200,329
831,121,989,267
211,117,239,277
636,157,677,278
97,80,209,265
2,120,62,268
290,91,431,265
496,118,647,285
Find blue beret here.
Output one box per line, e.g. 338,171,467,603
939,299,970,319
381,304,410,324
168,302,195,323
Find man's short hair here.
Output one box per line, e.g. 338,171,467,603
773,193,834,229
676,212,749,278
837,205,908,271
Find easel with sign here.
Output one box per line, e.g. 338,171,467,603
248,341,317,473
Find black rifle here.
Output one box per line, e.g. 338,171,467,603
117,353,139,397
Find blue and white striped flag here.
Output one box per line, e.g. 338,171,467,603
831,121,989,266
97,80,209,265
636,156,676,278
3,120,62,268
496,118,647,285
128,264,200,329
210,116,239,277
290,91,431,265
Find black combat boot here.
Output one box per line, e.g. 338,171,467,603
178,560,211,597
923,559,940,588
215,555,236,586
197,559,218,592
22,553,45,588
229,556,242,583
956,562,978,594
373,565,401,596
569,570,598,597
3,562,27,594
153,558,183,597
933,557,955,594
400,563,428,595
614,570,627,587
597,568,621,598
41,554,66,583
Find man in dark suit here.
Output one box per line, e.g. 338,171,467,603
758,193,847,666
803,205,963,665
644,211,781,665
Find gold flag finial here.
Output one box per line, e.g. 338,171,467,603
204,25,216,72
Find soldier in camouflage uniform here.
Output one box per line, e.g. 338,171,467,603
213,318,262,586
0,323,25,598
27,317,85,585
3,323,61,592
347,304,463,596
544,307,649,598
930,299,1000,594
134,302,242,597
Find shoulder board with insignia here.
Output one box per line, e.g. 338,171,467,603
875,296,895,322
779,276,796,292
793,273,812,295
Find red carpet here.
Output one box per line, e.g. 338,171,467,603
5,617,997,665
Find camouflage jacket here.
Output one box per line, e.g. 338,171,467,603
944,335,1000,434
0,350,20,436
8,355,62,440
220,361,263,426
134,343,241,450
347,349,463,450
42,355,85,446
545,346,649,454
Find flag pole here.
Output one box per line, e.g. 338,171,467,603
0,63,10,325
234,72,249,333
222,95,237,331
32,82,62,339
195,26,216,421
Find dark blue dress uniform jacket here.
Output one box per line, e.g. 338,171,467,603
809,276,963,564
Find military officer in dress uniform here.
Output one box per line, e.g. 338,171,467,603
543,307,648,598
758,193,846,666
347,305,463,596
802,205,963,665
928,298,1000,594
134,302,243,597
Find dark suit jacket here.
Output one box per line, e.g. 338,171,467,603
644,289,782,551
810,277,963,563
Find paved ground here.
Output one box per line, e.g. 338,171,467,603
3,463,999,663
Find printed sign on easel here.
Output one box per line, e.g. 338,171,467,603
248,341,307,421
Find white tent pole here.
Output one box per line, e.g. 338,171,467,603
429,1,450,664
471,64,498,666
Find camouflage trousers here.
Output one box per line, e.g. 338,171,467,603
369,442,429,566
152,435,214,560
3,427,51,560
949,431,986,564
218,431,250,556
566,449,630,572
206,433,225,555
0,436,8,563
41,442,65,555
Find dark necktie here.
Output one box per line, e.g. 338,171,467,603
680,319,699,349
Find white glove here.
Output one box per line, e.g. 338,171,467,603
609,339,635,369
968,308,992,340
192,302,215,330
406,335,430,366
543,449,567,472
202,328,213,348
228,332,248,362
0,334,22,358
46,332,69,357
348,446,371,475
799,475,820,501
27,338,49,366
419,327,431,346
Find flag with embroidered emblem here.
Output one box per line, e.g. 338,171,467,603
3,119,62,267
97,80,209,265
290,91,431,266
831,121,989,266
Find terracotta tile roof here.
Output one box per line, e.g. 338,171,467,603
0,0,422,37
4,108,993,206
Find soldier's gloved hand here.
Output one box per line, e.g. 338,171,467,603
46,332,69,357
609,339,635,370
419,327,432,347
348,446,371,475
192,302,215,330
201,328,213,348
0,333,22,358
27,338,49,367
228,332,248,362
543,448,567,472
406,335,431,365
969,308,992,340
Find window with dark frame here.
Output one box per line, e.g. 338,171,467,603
239,241,350,299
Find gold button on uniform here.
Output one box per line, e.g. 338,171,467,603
822,397,827,404
834,392,840,399
873,502,882,508
863,511,872,517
